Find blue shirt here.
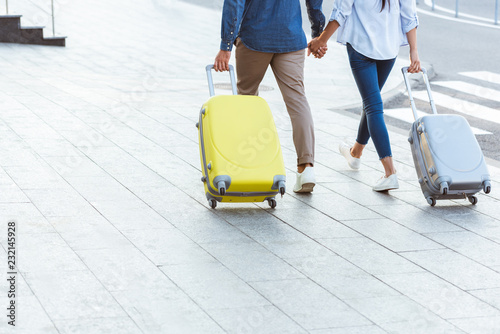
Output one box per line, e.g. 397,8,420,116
331,0,419,60
220,0,325,53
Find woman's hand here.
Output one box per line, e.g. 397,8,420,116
308,38,328,58
408,49,421,73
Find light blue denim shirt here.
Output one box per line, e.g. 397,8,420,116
221,0,325,53
331,0,418,60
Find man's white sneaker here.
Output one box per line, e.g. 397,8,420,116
339,142,360,170
293,166,316,193
373,173,399,192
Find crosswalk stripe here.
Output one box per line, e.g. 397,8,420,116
412,90,500,125
459,71,500,86
384,107,492,135
432,81,500,103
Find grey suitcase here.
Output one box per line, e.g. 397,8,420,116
402,67,491,206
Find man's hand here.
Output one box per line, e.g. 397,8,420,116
214,50,231,72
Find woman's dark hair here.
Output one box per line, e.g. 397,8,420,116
381,0,390,11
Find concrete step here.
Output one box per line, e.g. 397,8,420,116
0,15,65,47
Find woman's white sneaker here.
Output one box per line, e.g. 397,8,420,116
339,142,360,170
293,166,316,193
373,173,399,192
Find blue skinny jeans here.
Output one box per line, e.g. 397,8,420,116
347,43,396,160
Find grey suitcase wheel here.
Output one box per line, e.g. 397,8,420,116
440,182,449,195
483,181,491,194
268,198,277,209
209,199,217,209
426,197,436,206
468,196,478,205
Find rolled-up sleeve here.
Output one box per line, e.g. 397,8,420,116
330,0,354,26
400,0,419,33
306,0,326,38
220,0,245,51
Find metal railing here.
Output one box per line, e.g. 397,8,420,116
3,0,58,36
430,0,499,25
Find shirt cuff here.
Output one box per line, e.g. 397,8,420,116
330,9,347,26
403,16,419,33
220,39,234,52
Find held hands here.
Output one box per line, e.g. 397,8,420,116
214,50,231,72
307,38,328,59
407,49,421,73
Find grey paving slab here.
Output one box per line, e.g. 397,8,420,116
401,249,500,290
160,260,240,284
112,288,225,334
290,192,384,221
379,320,465,334
53,317,142,334
0,293,58,334
449,316,500,334
3,164,69,190
424,231,500,267
202,241,305,282
172,278,271,310
49,216,133,251
0,184,30,203
309,326,387,334
319,237,426,275
340,218,444,252
322,181,406,206
18,233,87,273
162,210,252,245
24,270,127,320
346,295,454,330
446,215,500,244
23,188,98,217
468,288,500,311
208,305,308,334
76,245,177,292
121,227,215,266
250,278,371,330
286,253,401,300
0,203,55,234
269,208,361,239
376,272,500,319
367,204,465,233
64,176,139,202
44,156,109,178
89,199,172,230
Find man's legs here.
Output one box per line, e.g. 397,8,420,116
234,38,273,95
269,50,315,170
269,49,315,193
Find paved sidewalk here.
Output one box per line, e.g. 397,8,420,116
1,0,500,333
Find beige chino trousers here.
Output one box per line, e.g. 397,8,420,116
234,38,315,166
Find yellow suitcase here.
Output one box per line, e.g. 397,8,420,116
197,65,286,209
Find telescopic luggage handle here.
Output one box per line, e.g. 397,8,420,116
206,64,238,97
401,67,438,121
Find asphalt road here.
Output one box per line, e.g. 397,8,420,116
386,0,500,163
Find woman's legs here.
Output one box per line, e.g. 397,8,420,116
346,44,396,176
